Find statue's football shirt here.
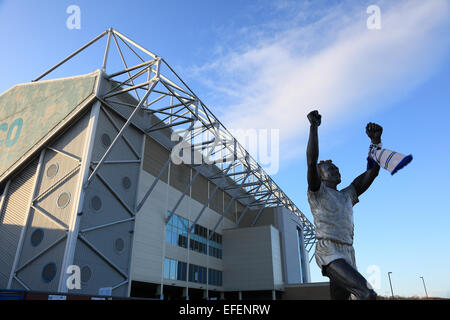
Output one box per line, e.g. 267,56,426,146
308,182,359,270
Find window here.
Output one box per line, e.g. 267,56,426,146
297,227,308,283
164,258,187,281
208,268,223,286
165,212,222,259
188,264,207,284
166,212,188,248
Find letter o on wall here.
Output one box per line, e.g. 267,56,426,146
5,118,23,147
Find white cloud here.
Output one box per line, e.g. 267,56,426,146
191,0,450,162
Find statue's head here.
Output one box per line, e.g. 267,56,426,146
318,160,341,186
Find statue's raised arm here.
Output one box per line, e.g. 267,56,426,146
306,110,322,192
351,122,382,197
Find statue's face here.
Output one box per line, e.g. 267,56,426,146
319,161,341,185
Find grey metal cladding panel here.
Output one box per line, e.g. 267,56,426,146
14,237,67,292
238,209,258,228
79,177,133,229
209,182,223,214
35,148,80,200
169,162,191,193
223,193,235,222
95,162,140,211
10,278,26,290
90,108,139,162
255,207,277,227
81,221,133,273
102,80,172,140
103,87,172,140
0,158,38,287
102,106,143,156
143,136,169,183
33,169,80,228
71,240,126,296
236,201,245,222
191,173,208,205
18,208,67,268
49,111,90,160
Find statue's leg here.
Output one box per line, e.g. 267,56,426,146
329,280,351,300
323,259,377,300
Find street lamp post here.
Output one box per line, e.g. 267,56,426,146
388,272,394,299
420,276,428,299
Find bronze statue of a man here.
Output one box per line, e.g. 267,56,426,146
306,110,381,300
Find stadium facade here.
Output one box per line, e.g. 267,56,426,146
0,29,316,300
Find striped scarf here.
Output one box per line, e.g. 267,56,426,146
367,143,413,175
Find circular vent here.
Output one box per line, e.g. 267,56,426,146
115,238,125,253
57,192,71,209
91,196,102,212
81,266,92,283
46,163,59,179
101,133,111,147
42,262,57,283
31,229,44,247
122,177,132,190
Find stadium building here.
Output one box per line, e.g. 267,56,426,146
0,29,317,300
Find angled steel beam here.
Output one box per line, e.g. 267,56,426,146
250,201,270,227
33,164,81,203
112,29,158,59
94,170,135,217
165,168,201,224
85,79,156,188
102,28,113,72
0,180,10,214
208,193,238,241
80,217,135,233
236,183,263,226
32,30,108,81
12,276,30,291
15,234,67,273
107,60,157,79
47,146,82,163
136,157,171,212
111,32,141,101
31,205,69,231
189,161,235,232
78,234,128,279
100,105,140,159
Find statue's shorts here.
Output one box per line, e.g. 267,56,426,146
315,238,357,276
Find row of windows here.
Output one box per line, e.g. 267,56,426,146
208,268,223,287
164,258,188,281
167,214,222,244
166,212,223,259
164,258,223,286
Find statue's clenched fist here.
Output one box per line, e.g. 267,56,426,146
366,122,383,143
307,110,321,127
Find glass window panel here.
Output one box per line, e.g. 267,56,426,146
170,260,176,280
164,259,170,279
166,231,171,244
182,263,187,281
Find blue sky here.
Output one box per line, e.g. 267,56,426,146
0,0,449,298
